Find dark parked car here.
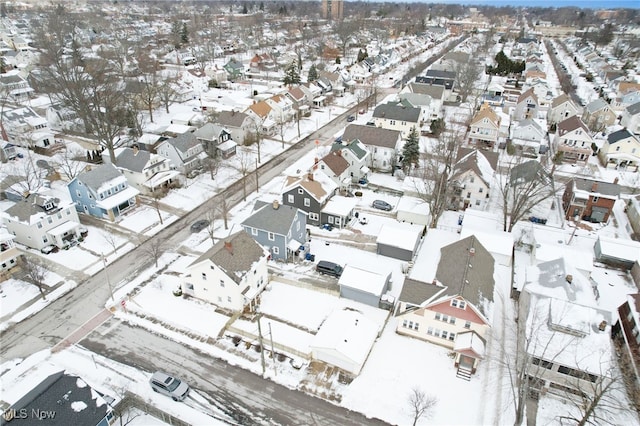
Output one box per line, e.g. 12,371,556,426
347,115,355,122
316,260,343,278
190,219,210,233
372,200,393,211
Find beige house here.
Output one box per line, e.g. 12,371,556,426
513,88,539,121
449,148,498,211
547,93,579,126
554,116,593,165
182,231,270,313
582,98,617,132
598,128,640,171
371,102,422,138
469,104,501,149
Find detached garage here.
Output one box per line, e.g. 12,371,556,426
376,223,424,261
338,265,391,308
309,309,379,375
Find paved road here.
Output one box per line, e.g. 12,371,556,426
81,318,388,426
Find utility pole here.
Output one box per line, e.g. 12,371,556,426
268,322,277,377
255,158,259,193
256,313,266,376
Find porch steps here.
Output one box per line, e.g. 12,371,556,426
456,366,473,381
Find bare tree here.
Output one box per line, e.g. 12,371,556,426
217,197,230,230
139,237,167,268
497,158,555,232
157,74,180,114
51,146,87,181
149,189,165,225
22,257,49,300
204,208,218,246
134,53,164,123
5,151,47,196
235,150,254,202
334,20,358,60
100,230,120,255
407,387,437,426
454,56,482,103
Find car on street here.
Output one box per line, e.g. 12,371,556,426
190,219,210,233
372,200,393,211
149,371,190,402
347,115,355,122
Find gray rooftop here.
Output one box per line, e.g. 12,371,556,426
435,235,495,314
76,163,122,192
166,132,200,153
116,147,152,173
5,193,60,222
216,110,251,128
397,277,446,307
343,124,401,149
191,231,267,285
242,201,301,235
573,178,621,197
608,128,635,144
194,122,228,141
626,101,640,116
372,102,421,123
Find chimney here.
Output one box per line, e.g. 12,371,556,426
272,200,279,210
132,144,139,155
598,320,607,331
613,177,619,184
591,182,598,192
308,173,314,181
566,274,573,284
224,241,233,254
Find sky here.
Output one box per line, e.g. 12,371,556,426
404,0,640,9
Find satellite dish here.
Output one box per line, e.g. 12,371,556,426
36,159,52,170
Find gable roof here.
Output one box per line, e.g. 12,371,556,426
242,201,302,235
194,122,228,141
557,116,589,135
342,124,401,149
608,128,636,144
572,177,621,198
1,371,112,426
283,173,337,203
246,101,272,119
190,231,267,285
76,163,124,192
115,147,151,172
398,277,447,306
585,98,610,114
372,102,421,123
4,193,62,223
407,82,445,100
471,104,500,126
165,132,200,153
517,87,538,104
451,148,497,186
509,160,551,186
216,110,251,127
435,235,495,312
551,93,574,109
626,102,640,116
320,151,350,176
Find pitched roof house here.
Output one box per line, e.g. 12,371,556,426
598,128,640,172
547,93,580,126
214,110,256,145
449,148,498,211
156,132,205,175
469,104,501,149
241,200,307,262
554,116,593,165
317,150,351,188
612,294,640,411
68,163,139,222
0,226,21,274
562,178,621,223
582,98,617,132
111,146,180,195
621,102,640,135
330,139,370,183
371,102,422,138
342,124,402,173
181,231,269,313
513,87,540,121
282,172,338,226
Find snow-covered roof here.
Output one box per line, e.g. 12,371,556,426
322,195,358,217
376,223,423,251
310,309,379,366
338,265,390,297
596,236,640,263
453,330,486,358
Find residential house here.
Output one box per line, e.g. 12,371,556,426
612,294,640,411
513,88,540,121
1,106,54,149
111,146,180,195
241,200,306,262
266,93,294,123
562,178,620,223
223,58,245,81
282,172,338,226
517,258,614,400
621,102,640,135
244,100,277,135
510,118,548,156
396,235,495,376
371,102,422,138
1,193,83,250
398,92,441,122
627,195,640,237
214,110,256,146
415,69,457,102
46,103,79,132
582,98,617,132
156,132,205,175
286,85,312,111
593,236,640,270
469,104,501,149
1,371,116,426
405,82,445,114
249,53,276,74
0,140,16,162
318,70,344,97
449,148,497,211
330,139,370,183
321,195,358,229
554,116,593,165
317,150,351,189
0,226,21,274
194,122,234,157
480,82,505,107
598,128,640,171
181,231,269,313
342,124,402,173
0,73,33,101
68,163,139,222
547,93,580,127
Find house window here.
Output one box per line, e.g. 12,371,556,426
532,357,553,369
251,228,258,236
201,273,207,280
435,312,441,321
304,198,310,207
76,190,81,197
449,316,456,324
186,283,194,290
37,223,43,229
466,192,471,198
227,296,232,303
427,327,434,335
309,212,319,221
478,188,483,193
403,320,408,328
592,196,599,203
297,189,303,194
273,246,279,255
47,217,53,224
441,331,448,340
57,213,62,219
288,194,294,203
218,296,222,303
220,280,224,287
470,177,475,183
464,321,471,329
210,265,214,270
268,232,275,241
475,200,481,206
449,333,455,341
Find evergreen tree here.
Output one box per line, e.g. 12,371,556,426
283,62,301,86
242,4,248,14
171,21,181,48
180,23,189,45
260,2,264,11
308,64,318,82
357,49,368,62
401,127,420,173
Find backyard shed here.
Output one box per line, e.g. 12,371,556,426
376,222,423,261
338,265,392,308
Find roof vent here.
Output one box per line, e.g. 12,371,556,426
566,274,573,284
